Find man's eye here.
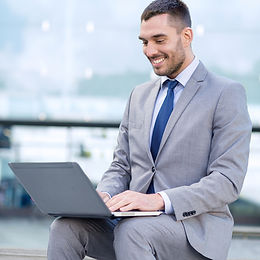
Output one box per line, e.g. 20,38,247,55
142,41,148,46
156,39,164,44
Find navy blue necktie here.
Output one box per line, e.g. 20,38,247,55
147,79,178,194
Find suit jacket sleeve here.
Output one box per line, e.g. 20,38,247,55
96,92,132,197
164,82,252,221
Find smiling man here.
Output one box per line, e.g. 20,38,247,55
48,1,252,260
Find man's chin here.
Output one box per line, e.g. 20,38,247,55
152,68,166,77
152,66,180,79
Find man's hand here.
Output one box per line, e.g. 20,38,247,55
97,191,110,203
106,190,165,212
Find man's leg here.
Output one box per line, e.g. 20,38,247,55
47,217,117,260
114,214,209,260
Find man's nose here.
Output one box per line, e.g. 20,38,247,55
144,43,158,57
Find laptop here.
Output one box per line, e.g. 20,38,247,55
8,162,163,218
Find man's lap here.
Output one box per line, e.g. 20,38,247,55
49,215,208,260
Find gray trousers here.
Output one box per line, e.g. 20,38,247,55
47,214,209,260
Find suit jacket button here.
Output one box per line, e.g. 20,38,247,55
152,167,156,173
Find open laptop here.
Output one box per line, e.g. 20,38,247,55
8,162,163,218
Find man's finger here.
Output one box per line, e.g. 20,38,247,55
106,193,129,207
108,198,130,212
119,203,135,212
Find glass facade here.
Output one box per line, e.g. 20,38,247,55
0,0,259,122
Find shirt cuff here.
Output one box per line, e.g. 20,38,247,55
158,191,175,214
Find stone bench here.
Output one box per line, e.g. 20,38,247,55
0,248,95,260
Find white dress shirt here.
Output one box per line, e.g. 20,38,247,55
151,57,200,214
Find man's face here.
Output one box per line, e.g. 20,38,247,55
139,14,186,79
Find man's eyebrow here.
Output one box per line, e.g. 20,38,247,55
138,34,167,41
152,34,167,38
138,36,146,41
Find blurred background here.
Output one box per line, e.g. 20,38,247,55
0,0,260,259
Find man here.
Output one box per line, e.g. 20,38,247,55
48,0,252,259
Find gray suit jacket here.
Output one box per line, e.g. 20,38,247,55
97,62,252,260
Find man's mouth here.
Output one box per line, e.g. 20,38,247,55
151,57,165,66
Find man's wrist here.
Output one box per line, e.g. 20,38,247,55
158,191,175,214
154,193,165,210
101,191,111,199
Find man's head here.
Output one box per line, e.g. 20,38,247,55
139,0,194,79
141,0,191,34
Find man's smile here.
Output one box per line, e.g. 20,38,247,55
150,57,166,66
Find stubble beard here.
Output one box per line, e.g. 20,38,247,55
152,40,186,78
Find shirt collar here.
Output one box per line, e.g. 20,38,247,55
160,56,200,88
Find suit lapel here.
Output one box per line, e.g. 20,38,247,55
155,62,208,162
143,78,161,162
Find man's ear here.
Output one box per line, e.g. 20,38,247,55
182,27,193,48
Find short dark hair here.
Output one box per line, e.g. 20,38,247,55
141,0,192,32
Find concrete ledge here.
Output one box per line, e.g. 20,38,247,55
233,225,260,238
0,248,95,260
0,249,46,260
